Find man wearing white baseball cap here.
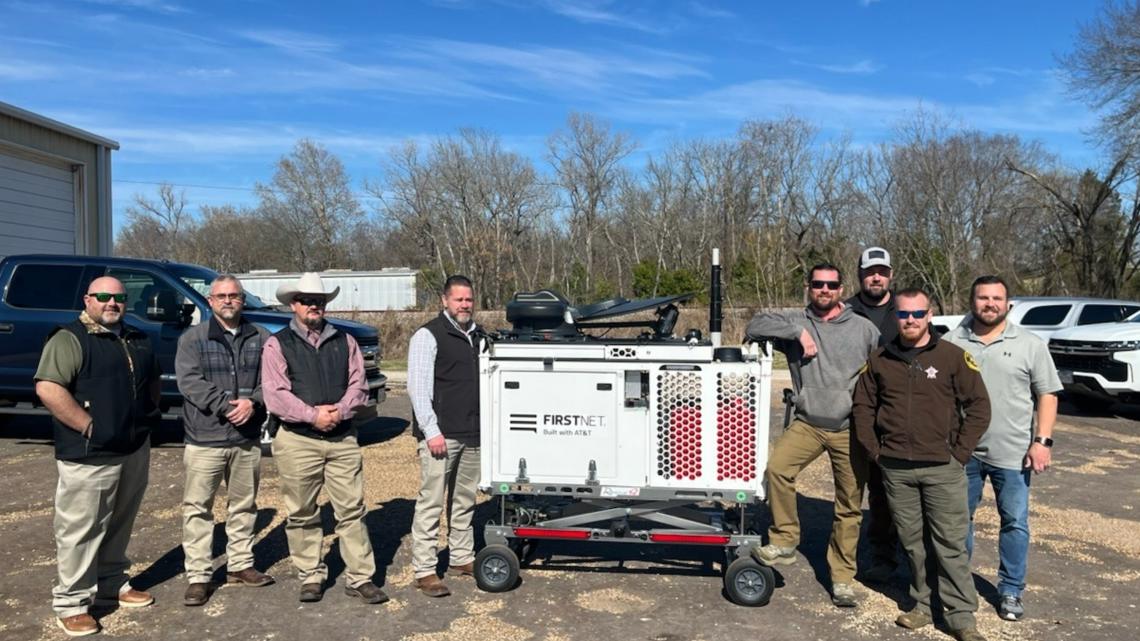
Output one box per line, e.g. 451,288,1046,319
261,273,386,605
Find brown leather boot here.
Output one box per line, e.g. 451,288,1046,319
226,567,275,587
415,575,451,597
447,562,475,578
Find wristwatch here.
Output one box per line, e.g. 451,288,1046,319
1033,436,1053,448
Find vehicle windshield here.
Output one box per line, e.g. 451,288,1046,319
167,264,272,310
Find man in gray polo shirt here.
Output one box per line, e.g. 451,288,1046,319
946,275,1062,622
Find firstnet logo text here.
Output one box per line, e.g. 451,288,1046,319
543,414,606,427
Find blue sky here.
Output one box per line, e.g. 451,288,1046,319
0,0,1106,231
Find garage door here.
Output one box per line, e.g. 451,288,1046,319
0,148,77,257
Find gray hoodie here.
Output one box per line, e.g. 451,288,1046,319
746,304,880,431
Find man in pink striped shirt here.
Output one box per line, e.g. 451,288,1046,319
261,273,386,605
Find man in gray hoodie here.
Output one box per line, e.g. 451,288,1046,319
746,263,880,608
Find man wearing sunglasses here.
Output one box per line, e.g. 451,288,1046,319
175,275,274,607
844,247,901,584
852,288,991,641
261,273,386,605
745,263,880,608
945,276,1061,623
34,276,161,636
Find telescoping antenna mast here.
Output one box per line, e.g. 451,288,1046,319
710,248,722,347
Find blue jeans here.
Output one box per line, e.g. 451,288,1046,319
966,457,1031,598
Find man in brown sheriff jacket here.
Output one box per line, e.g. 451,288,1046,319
852,287,991,641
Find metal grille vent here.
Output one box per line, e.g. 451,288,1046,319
655,371,702,480
608,347,637,359
716,372,757,481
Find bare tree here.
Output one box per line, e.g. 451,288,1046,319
547,113,635,297
1060,0,1140,156
1007,158,1140,297
256,139,363,271
116,183,194,260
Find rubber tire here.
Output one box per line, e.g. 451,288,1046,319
474,544,520,593
724,556,775,607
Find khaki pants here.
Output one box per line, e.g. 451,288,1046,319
411,439,481,579
764,420,866,584
181,442,262,584
52,443,150,618
271,428,375,588
881,457,978,631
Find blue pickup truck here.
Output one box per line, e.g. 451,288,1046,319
0,254,387,413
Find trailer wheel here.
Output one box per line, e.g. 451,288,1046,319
474,544,520,592
724,556,774,606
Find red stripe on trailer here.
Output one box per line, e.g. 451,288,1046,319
513,527,592,540
648,532,731,544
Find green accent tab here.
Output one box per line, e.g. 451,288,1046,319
499,483,510,493
735,491,748,502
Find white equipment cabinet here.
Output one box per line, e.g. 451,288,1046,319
473,252,778,606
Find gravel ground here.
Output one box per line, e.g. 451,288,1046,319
0,387,1137,641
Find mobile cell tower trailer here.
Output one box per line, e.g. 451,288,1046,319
475,250,776,606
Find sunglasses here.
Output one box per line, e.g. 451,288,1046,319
294,296,327,307
809,280,842,291
896,310,929,319
87,292,127,303
210,293,244,301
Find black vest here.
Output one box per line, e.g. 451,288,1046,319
274,325,352,439
51,320,155,461
412,313,480,446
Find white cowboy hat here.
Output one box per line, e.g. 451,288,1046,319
275,272,341,306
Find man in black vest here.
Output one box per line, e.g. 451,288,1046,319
261,273,386,605
176,275,274,607
845,246,901,584
408,275,480,597
35,276,160,637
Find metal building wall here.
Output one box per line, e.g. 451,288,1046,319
0,101,118,257
236,270,418,312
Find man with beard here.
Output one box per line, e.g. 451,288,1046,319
745,264,880,608
845,247,901,583
176,275,274,607
945,276,1061,622
853,288,991,641
408,275,481,598
35,276,160,636
261,273,387,605
846,247,899,345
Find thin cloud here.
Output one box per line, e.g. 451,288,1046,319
400,37,707,94
80,0,189,14
238,29,343,54
0,61,60,80
795,58,883,75
609,77,1091,137
688,2,735,19
535,0,669,34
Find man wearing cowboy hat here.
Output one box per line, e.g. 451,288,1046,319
261,273,386,605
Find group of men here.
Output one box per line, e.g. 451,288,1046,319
31,249,1059,639
746,248,1061,641
34,272,482,636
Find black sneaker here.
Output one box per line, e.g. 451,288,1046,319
999,594,1024,621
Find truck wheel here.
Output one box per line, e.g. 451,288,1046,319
724,556,774,606
474,544,520,593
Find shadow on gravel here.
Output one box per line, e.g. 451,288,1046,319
320,497,416,588
132,507,283,591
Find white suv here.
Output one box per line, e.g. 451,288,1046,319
1049,311,1140,409
933,297,1140,341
